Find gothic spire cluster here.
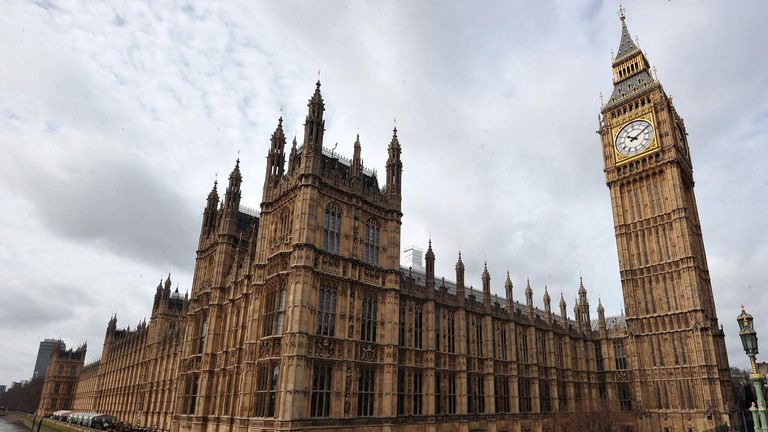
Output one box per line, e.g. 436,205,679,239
605,8,658,108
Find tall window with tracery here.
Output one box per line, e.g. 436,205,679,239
310,362,332,417
361,294,378,342
414,305,423,349
614,339,628,370
498,323,508,360
475,320,483,357
278,208,292,242
363,218,380,265
263,287,286,336
447,312,455,353
494,376,510,413
447,373,457,414
517,327,529,363
398,304,406,346
195,316,207,354
323,205,341,254
519,376,532,413
468,373,485,414
316,285,336,337
183,373,199,415
357,366,376,416
254,362,279,417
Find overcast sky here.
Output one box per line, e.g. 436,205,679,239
1,0,767,385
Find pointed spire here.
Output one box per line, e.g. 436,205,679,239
307,80,325,120
288,136,298,173
615,6,639,61
482,261,491,307
504,271,514,311
386,127,402,199
201,176,220,235
425,236,435,295
455,251,465,306
351,133,363,178
207,179,218,201
578,275,588,304
164,273,172,291
525,279,534,318
303,81,326,159
224,158,242,211
265,116,287,186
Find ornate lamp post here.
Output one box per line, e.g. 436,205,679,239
738,305,768,431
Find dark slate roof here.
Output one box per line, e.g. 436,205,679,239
607,70,655,106
615,20,640,62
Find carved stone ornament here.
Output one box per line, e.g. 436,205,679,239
360,344,376,362
344,363,352,415
259,340,271,358
316,337,335,358
615,370,629,382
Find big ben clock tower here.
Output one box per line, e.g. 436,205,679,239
599,9,736,431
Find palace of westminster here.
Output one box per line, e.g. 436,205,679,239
35,12,737,432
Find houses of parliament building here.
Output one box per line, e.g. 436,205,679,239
37,12,737,432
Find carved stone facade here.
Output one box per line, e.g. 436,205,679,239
44,11,737,432
66,275,187,430
36,342,86,416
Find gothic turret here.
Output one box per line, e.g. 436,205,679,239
106,314,117,336
543,286,551,321
200,179,220,238
455,252,465,306
350,134,363,179
573,297,581,331
385,128,402,201
598,298,606,335
264,117,286,188
559,293,568,327
302,81,325,174
425,238,435,294
163,273,172,297
525,279,533,318
287,136,298,174
482,261,491,307
223,159,242,212
578,276,591,327
504,271,514,312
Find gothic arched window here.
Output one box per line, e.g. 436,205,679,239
323,205,341,254
195,316,208,354
364,218,380,265
280,208,292,239
263,287,286,336
315,284,337,337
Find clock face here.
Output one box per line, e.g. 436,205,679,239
615,120,654,157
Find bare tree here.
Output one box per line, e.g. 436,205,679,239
0,378,44,414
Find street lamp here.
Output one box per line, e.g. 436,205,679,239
738,305,768,431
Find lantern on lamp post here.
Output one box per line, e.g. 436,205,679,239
738,305,768,431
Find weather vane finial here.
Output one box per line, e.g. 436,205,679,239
618,4,626,21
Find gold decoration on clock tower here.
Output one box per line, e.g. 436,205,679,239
598,9,736,432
